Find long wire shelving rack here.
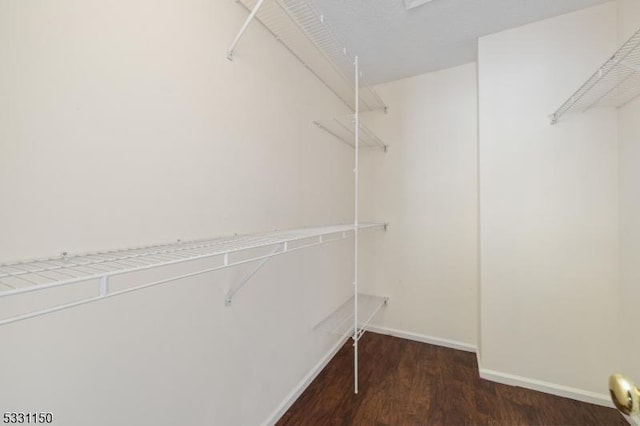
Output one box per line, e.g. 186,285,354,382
314,116,388,152
228,0,387,112
0,223,385,327
551,27,640,124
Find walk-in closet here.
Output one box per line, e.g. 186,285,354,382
1,0,639,425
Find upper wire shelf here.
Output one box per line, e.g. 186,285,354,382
0,223,385,326
232,0,387,112
551,27,640,124
314,116,388,152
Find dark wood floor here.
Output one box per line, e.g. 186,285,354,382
278,333,626,426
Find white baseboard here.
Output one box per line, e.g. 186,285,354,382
261,335,349,426
366,325,477,353
624,414,640,426
373,326,618,412
478,365,614,408
369,326,622,413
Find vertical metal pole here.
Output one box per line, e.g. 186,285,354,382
354,56,360,395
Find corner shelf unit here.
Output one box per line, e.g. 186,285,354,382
0,223,385,327
551,27,640,124
314,116,388,152
229,0,387,112
315,294,388,341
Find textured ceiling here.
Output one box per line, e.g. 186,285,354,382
311,0,612,84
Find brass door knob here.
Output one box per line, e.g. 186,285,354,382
609,373,640,415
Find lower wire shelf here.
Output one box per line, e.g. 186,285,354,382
314,116,388,152
315,293,388,342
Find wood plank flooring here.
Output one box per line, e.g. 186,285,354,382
278,333,626,426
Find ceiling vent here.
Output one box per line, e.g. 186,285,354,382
404,0,434,10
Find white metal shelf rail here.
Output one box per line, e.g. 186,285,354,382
0,223,385,326
228,0,387,112
314,116,388,152
551,27,640,124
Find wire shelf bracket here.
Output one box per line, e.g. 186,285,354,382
229,0,387,113
551,27,640,124
224,243,281,306
0,223,386,326
314,115,388,152
227,0,268,61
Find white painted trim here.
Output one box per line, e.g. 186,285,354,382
368,327,616,410
262,335,349,426
624,414,640,426
478,366,614,408
366,325,477,353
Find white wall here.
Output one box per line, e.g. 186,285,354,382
478,2,621,401
4,1,635,422
617,0,640,383
0,1,360,425
359,63,479,349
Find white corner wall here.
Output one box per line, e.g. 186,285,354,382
478,2,621,403
618,0,640,383
360,63,479,350
0,2,359,425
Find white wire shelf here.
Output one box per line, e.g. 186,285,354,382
551,27,640,124
314,116,388,152
314,293,388,342
232,0,387,113
0,223,386,326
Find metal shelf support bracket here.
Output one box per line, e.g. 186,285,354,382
224,243,284,306
227,0,268,61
